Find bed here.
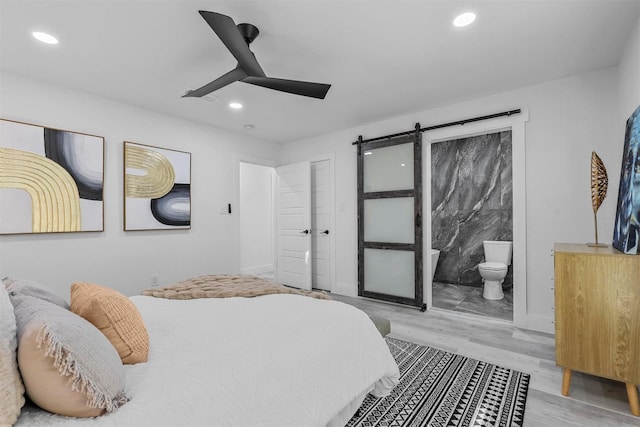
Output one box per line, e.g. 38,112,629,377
2,277,400,427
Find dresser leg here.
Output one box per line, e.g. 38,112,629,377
626,383,640,416
561,368,571,396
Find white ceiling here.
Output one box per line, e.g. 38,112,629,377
1,0,639,144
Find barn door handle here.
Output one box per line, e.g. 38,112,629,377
300,229,310,234
322,230,329,235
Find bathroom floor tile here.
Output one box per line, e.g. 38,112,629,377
432,282,513,321
431,282,467,303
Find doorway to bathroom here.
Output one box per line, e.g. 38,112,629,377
429,130,513,321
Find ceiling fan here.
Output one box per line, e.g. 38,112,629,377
183,11,331,100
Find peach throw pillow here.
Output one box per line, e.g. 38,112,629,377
70,282,149,364
11,293,127,417
19,324,107,418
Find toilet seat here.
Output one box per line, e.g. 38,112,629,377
478,262,507,271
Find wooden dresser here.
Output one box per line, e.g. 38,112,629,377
554,243,640,416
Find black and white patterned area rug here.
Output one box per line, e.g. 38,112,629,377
347,337,530,427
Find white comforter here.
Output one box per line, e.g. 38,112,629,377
16,294,399,426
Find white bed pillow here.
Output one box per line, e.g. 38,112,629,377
0,283,25,426
10,293,127,417
3,277,69,309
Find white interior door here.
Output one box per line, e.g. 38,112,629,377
276,161,312,290
311,160,332,291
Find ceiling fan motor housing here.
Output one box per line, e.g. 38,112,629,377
237,23,259,45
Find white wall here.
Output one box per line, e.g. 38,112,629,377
0,72,279,300
2,12,637,328
239,162,274,276
619,15,640,121
279,67,620,333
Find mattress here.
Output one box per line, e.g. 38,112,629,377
15,293,399,426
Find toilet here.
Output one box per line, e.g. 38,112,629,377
477,240,512,300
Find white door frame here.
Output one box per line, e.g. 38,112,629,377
276,154,336,292
423,109,529,328
232,154,278,275
234,153,336,292
309,154,336,292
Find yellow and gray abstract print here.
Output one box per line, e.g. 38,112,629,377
124,142,191,230
0,119,104,234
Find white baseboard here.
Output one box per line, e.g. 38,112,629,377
331,281,357,297
523,314,555,334
240,265,274,280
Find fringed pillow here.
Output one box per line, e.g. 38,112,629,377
0,282,25,425
70,282,149,364
10,293,127,417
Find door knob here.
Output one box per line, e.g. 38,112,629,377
322,230,329,235
300,229,310,234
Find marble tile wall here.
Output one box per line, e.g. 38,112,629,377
431,131,513,287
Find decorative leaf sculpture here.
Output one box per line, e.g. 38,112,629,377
589,151,608,246
590,151,608,213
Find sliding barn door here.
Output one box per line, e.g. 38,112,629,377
357,131,423,309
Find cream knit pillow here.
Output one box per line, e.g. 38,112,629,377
0,284,25,426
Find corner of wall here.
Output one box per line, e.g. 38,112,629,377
619,14,640,119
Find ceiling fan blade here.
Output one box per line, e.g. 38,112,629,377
241,76,331,99
198,11,265,77
183,67,247,98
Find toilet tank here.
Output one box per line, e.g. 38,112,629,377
483,241,513,265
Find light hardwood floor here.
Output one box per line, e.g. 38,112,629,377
331,294,640,427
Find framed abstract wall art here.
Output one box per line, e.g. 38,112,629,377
612,104,640,254
123,141,191,231
0,119,104,234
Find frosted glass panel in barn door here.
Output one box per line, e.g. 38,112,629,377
276,161,312,290
358,131,423,309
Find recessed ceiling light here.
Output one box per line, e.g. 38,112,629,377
32,31,58,44
453,12,476,27
229,102,243,109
